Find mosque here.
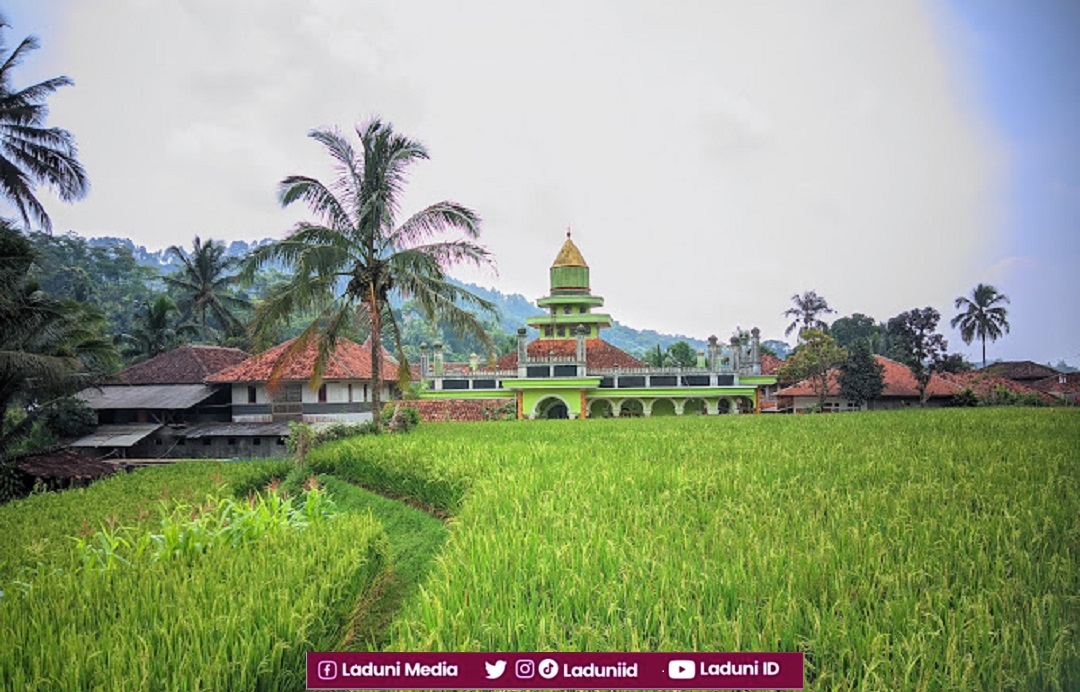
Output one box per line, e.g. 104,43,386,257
417,234,776,419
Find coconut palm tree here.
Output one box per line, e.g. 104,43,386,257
164,236,249,343
0,16,89,232
950,283,1010,368
1,222,117,456
121,295,197,360
245,118,495,424
783,290,835,340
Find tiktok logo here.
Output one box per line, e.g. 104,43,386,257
318,660,338,680
537,658,559,680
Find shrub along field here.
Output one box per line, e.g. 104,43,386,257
310,408,1079,690
1,409,1077,690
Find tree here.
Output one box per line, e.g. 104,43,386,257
830,313,887,352
246,119,496,424
783,290,835,341
164,236,249,343
121,295,196,360
643,344,665,368
776,329,846,411
950,283,1010,368
887,307,948,406
666,341,697,368
939,353,974,374
838,339,884,409
0,222,117,457
0,17,89,232
25,230,161,335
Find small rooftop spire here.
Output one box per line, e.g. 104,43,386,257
566,224,572,239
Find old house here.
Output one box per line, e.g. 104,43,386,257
72,345,249,458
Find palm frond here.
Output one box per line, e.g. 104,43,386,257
387,201,483,249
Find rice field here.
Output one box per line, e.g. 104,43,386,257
311,408,1080,690
1,408,1077,690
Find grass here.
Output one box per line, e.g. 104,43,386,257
2,409,1077,690
0,459,290,582
311,408,1080,690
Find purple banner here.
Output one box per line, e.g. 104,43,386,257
306,652,804,689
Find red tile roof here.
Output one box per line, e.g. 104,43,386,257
1029,371,1080,394
207,338,398,383
776,356,960,399
941,371,1055,403
495,339,644,370
760,353,783,376
115,345,250,385
388,399,514,422
981,360,1060,382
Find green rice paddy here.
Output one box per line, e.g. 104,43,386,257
1,408,1077,690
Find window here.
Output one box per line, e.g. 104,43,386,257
203,438,212,446
557,326,565,337
276,437,285,446
247,385,257,404
579,306,586,314
177,437,186,446
544,326,553,337
318,384,327,403
253,437,262,446
348,384,353,402
563,306,571,315
227,438,237,446
155,437,162,446
363,384,369,401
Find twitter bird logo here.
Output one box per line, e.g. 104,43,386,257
485,660,507,679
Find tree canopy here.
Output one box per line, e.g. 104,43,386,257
887,307,948,406
246,119,496,423
0,16,88,232
951,283,1010,368
783,290,835,340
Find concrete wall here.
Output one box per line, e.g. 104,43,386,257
231,380,393,422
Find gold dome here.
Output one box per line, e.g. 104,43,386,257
552,235,588,268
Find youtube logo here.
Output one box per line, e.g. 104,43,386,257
667,660,696,680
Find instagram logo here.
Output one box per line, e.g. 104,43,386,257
515,660,535,678
317,660,338,680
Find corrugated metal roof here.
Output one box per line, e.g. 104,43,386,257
75,384,218,410
70,424,161,448
183,422,292,438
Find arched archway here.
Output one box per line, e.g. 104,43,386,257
619,399,644,418
650,399,676,417
684,398,707,415
589,399,613,418
536,396,569,419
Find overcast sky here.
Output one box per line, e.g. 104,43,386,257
5,1,1079,365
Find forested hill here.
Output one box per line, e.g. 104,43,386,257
55,233,711,356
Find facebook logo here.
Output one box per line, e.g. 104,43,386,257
318,660,338,680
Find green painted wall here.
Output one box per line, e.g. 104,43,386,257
550,265,589,290
522,389,584,418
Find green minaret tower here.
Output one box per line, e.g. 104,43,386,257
526,232,613,340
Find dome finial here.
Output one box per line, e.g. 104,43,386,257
566,223,571,239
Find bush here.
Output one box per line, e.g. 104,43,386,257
381,405,421,433
949,388,980,407
41,397,97,438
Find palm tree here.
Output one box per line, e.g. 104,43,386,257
783,290,835,340
950,283,1010,368
1,222,117,456
121,295,196,360
164,236,248,343
0,16,89,232
246,118,495,424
